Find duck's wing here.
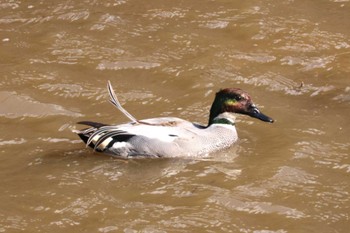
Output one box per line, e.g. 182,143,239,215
87,123,176,147
83,119,198,152
107,80,138,123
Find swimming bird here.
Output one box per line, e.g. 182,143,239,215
75,81,274,158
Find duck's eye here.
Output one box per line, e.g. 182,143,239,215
235,95,243,101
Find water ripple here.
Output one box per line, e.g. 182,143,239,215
97,61,161,70
208,191,306,219
0,91,82,118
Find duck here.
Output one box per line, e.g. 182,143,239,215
75,81,274,158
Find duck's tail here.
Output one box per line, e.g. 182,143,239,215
74,81,138,149
73,121,109,146
107,80,138,123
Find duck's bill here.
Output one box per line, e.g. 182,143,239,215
248,106,274,123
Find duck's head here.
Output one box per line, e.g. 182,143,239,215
209,88,274,125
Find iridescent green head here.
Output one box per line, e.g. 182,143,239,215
208,88,274,125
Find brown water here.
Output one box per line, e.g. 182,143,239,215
1,0,350,232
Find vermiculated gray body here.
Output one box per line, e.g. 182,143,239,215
78,117,238,158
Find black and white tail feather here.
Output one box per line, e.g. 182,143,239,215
75,81,138,152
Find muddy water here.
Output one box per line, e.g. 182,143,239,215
1,0,350,232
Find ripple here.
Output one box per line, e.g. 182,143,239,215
235,166,318,198
54,196,101,217
332,163,350,173
145,8,187,19
208,192,306,219
292,140,349,167
293,128,326,136
49,218,80,227
3,70,57,86
200,20,229,29
58,171,85,186
96,61,161,70
229,52,276,63
269,166,318,187
57,10,89,22
40,32,96,65
0,91,82,118
87,164,123,182
37,83,84,98
39,137,72,143
280,55,335,71
90,13,124,31
98,226,119,233
210,69,307,95
0,138,26,146
0,215,28,232
333,86,350,103
159,207,232,229
0,1,20,10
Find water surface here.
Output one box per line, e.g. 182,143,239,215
1,0,349,232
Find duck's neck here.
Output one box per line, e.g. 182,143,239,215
209,112,236,126
208,92,238,126
208,97,225,125
208,98,236,126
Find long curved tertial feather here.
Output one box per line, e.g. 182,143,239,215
93,130,134,151
107,80,138,123
86,126,119,147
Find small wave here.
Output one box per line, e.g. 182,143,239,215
97,61,161,70
0,91,82,118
